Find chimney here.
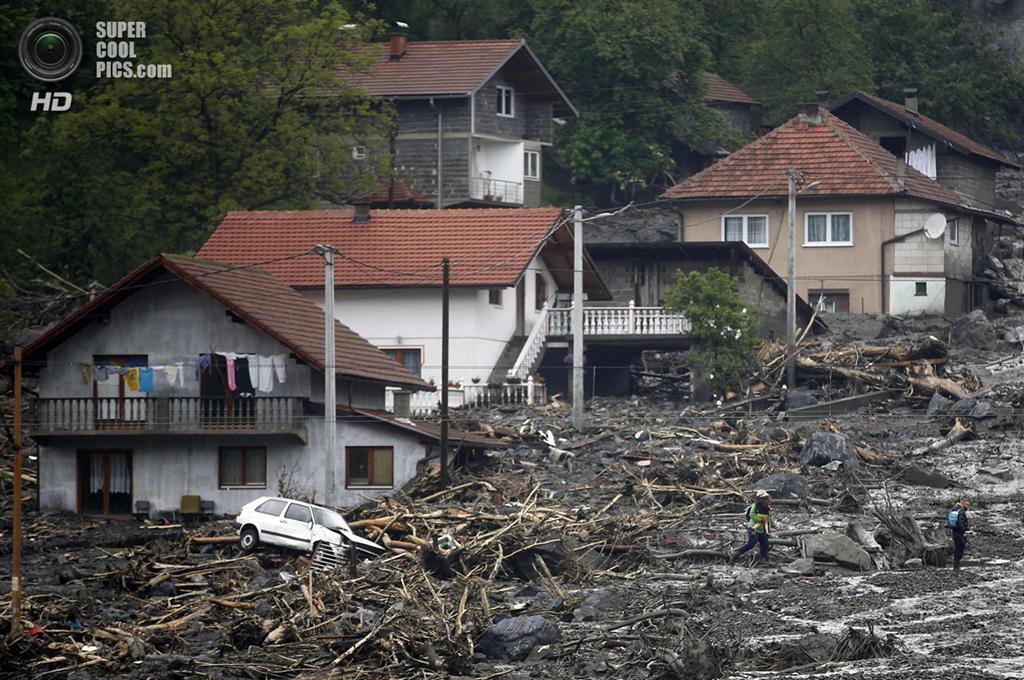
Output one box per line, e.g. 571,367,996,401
389,22,409,60
797,102,821,125
392,390,411,418
895,157,907,188
903,87,918,115
353,203,371,224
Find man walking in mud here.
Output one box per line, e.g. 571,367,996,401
950,495,970,575
731,490,774,564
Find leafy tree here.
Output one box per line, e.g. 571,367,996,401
6,0,392,285
663,267,761,393
740,0,874,126
527,0,737,201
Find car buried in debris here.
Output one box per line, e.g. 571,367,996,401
234,496,385,561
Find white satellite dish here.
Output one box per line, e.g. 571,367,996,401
923,213,947,240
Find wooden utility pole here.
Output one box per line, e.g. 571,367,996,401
12,346,23,634
439,258,450,487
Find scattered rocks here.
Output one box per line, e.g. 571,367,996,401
803,533,872,571
573,587,625,621
753,473,809,499
898,465,951,488
478,615,561,661
782,557,817,576
799,432,860,470
950,310,997,351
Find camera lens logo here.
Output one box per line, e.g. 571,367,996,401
19,18,83,82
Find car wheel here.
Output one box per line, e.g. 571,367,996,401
239,526,259,552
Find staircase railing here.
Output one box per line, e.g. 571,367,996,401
507,302,550,381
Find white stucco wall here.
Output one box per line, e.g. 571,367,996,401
889,276,946,316
309,255,558,385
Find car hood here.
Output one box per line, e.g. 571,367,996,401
326,526,385,553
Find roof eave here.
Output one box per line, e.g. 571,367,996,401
469,40,579,118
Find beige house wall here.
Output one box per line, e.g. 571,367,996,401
677,197,896,314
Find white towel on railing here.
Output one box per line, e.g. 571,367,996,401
272,354,287,384
246,355,261,391
258,355,275,393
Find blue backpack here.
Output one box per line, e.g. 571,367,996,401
947,506,961,529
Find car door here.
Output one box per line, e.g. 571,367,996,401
251,498,288,547
280,502,314,551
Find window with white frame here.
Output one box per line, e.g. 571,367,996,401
805,213,853,246
496,85,514,117
524,150,540,180
948,219,959,245
722,215,768,248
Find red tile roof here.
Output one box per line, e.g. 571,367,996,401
338,39,576,116
197,208,608,293
830,92,1021,169
22,255,429,390
661,108,965,207
702,73,759,106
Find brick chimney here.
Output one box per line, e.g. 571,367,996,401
903,88,918,115
353,203,371,224
389,24,408,60
797,102,821,125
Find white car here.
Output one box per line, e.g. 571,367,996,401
234,496,384,560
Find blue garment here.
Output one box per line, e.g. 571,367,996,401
196,354,212,381
93,365,110,382
138,368,155,392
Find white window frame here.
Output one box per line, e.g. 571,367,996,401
496,85,514,118
524,150,540,180
948,218,959,245
720,214,769,248
804,212,853,247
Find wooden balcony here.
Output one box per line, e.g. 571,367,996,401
30,397,306,441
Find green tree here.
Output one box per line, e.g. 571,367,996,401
740,0,874,126
6,0,391,285
527,0,736,201
663,267,761,393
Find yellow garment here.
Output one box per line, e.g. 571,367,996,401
124,367,140,391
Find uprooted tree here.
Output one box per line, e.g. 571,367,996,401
663,267,761,394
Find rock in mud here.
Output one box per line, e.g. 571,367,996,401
753,473,808,498
803,533,872,571
950,310,997,350
799,432,859,470
950,397,993,419
478,615,560,661
926,392,953,417
782,557,817,576
785,390,818,410
573,587,625,621
904,558,924,570
898,465,951,488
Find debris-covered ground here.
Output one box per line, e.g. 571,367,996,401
3,311,1024,678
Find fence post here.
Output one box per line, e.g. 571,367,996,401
628,300,636,334
527,376,535,405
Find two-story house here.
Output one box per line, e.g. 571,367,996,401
21,255,500,518
197,207,612,409
661,106,1016,316
342,33,576,208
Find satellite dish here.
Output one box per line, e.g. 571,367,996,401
923,213,947,240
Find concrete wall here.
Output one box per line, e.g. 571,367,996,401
678,196,896,314
394,99,472,206
889,277,946,316
937,150,997,208
893,200,946,274
38,418,431,516
308,255,557,386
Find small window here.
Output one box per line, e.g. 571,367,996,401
346,446,395,488
808,290,850,313
535,274,548,310
496,85,514,117
351,145,367,161
488,288,502,306
284,503,312,523
948,219,959,245
219,446,266,488
915,282,928,297
384,348,422,377
524,150,540,180
255,498,286,516
721,215,768,248
805,213,853,246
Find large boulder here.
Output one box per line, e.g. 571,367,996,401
949,397,993,419
925,393,952,417
799,432,859,470
477,615,560,661
898,465,951,488
753,473,808,499
804,533,872,571
781,557,817,576
950,310,997,351
573,587,625,622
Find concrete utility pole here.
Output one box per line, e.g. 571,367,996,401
571,206,585,429
315,244,337,507
440,258,450,486
11,347,23,634
786,171,797,389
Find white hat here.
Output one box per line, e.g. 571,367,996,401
755,489,770,498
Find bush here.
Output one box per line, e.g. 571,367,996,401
663,267,761,393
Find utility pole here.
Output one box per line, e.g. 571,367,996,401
11,347,23,634
315,245,337,507
571,206,585,429
439,258,450,486
785,170,798,389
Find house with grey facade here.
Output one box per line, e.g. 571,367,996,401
341,34,577,208
21,255,500,518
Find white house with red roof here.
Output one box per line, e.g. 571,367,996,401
21,255,502,519
198,207,613,408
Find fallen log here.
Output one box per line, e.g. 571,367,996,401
911,418,972,456
190,535,237,545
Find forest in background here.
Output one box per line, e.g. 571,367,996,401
2,0,1023,316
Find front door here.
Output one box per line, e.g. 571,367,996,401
77,450,132,516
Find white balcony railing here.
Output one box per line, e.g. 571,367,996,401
547,302,691,336
386,380,545,417
469,176,523,204
508,303,551,380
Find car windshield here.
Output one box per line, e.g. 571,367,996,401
313,507,349,531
